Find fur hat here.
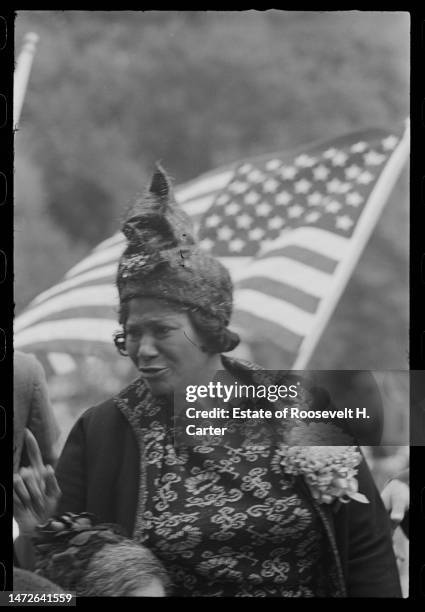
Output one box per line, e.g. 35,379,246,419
116,164,235,330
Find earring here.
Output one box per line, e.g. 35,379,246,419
113,330,128,356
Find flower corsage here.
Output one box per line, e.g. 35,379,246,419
277,422,369,505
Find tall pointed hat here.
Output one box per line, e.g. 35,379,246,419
116,164,235,331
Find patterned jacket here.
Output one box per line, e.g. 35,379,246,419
56,357,401,598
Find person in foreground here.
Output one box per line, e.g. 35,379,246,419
33,513,168,597
13,483,168,597
13,351,60,570
14,350,60,473
14,165,401,597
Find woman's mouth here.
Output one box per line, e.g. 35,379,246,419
139,367,169,379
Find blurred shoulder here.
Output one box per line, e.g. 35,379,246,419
14,351,44,379
14,352,48,405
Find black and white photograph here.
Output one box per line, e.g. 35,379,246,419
12,10,410,598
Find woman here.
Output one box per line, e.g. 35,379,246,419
14,165,401,597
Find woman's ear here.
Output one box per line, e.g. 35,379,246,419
113,330,128,356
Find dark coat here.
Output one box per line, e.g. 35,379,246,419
56,396,402,598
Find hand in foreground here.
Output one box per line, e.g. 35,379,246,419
13,428,61,537
380,478,410,529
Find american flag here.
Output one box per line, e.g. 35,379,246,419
14,124,409,375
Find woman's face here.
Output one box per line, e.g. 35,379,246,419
125,297,213,397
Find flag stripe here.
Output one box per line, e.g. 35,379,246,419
15,318,119,347
15,286,119,332
32,264,119,306
16,306,117,329
234,289,315,336
93,233,123,252
260,245,338,274
232,310,302,355
217,257,251,279
258,227,350,260
22,340,116,362
179,194,216,217
236,277,320,313
66,244,125,278
234,257,334,297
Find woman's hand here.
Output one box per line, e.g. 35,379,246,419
13,429,61,537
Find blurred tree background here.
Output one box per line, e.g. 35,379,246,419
14,10,409,371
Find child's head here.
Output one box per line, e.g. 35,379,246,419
78,541,168,597
34,513,169,597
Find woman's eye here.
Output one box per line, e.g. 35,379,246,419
155,326,171,337
126,329,141,341
125,325,174,342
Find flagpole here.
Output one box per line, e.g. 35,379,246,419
14,32,39,130
292,119,410,371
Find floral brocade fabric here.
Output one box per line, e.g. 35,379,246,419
116,363,339,597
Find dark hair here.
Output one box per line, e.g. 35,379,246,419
115,298,240,355
188,308,240,354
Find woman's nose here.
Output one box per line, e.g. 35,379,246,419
137,334,159,359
